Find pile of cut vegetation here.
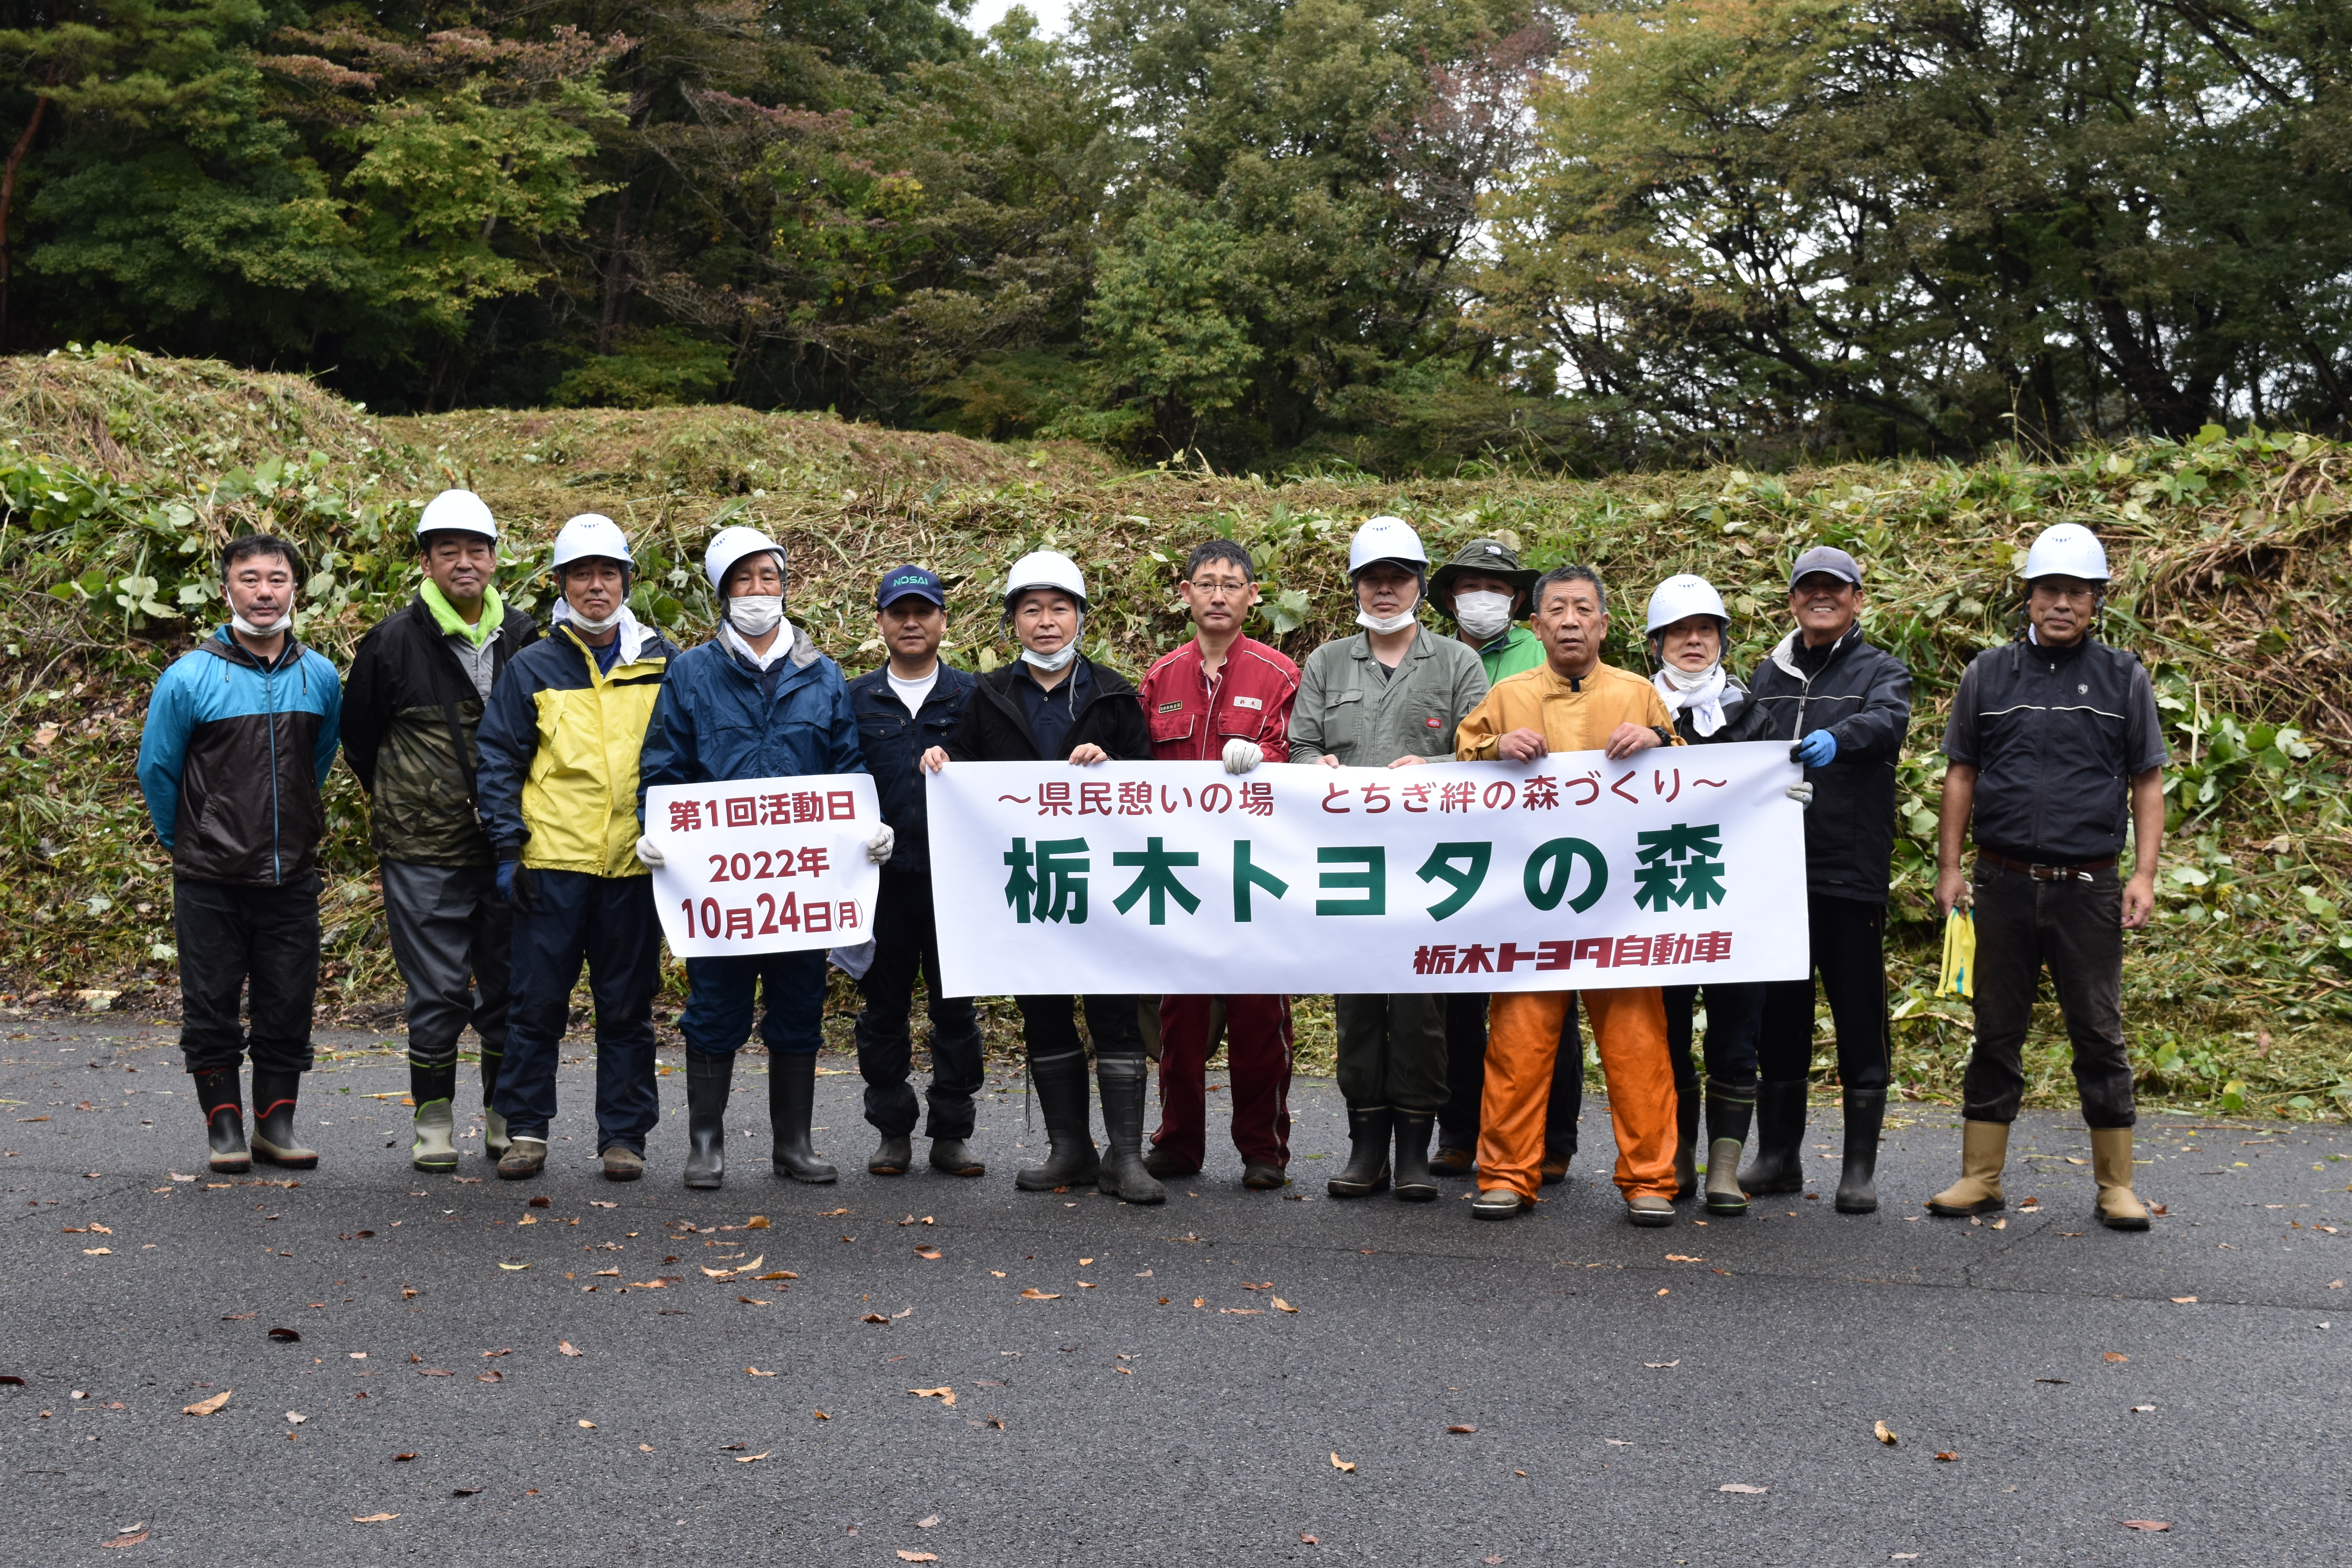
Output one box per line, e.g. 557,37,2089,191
2,347,2345,1118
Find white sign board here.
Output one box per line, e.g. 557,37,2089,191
643,774,882,958
926,744,1811,996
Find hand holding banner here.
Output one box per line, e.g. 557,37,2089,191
925,743,1810,996
643,774,882,958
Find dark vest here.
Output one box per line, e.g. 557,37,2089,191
1965,639,2147,864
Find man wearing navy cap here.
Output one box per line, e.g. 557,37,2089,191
1739,545,1913,1214
845,567,987,1177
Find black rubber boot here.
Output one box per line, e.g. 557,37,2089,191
479,1045,509,1161
1392,1110,1437,1202
869,1134,913,1175
1015,1050,1100,1191
768,1053,836,1183
928,1137,984,1177
1327,1104,1393,1198
192,1068,249,1174
1672,1085,1700,1201
249,1069,318,1169
1834,1087,1886,1214
1738,1080,1807,1196
1702,1078,1755,1215
1094,1056,1166,1204
684,1051,730,1190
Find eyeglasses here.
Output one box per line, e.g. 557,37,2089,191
1189,577,1252,594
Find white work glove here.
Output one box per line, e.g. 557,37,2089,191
1221,737,1264,775
1785,781,1815,810
866,823,897,865
634,834,666,869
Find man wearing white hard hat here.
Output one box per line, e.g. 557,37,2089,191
918,550,1162,1201
1930,523,2167,1230
638,524,888,1189
475,514,682,1181
344,489,541,1171
1643,573,1779,1214
1290,516,1489,1203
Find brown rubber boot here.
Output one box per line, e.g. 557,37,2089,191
1926,1120,2009,1216
2091,1127,2151,1230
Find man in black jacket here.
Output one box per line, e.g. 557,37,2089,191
344,490,541,1171
918,550,1162,1203
1929,524,2166,1230
1740,545,1914,1213
847,565,985,1180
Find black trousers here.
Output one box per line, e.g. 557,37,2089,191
494,871,661,1152
380,860,510,1090
1662,982,1765,1099
1962,861,2135,1128
1757,895,1892,1093
857,869,985,1140
1439,992,1583,1154
174,874,321,1076
1015,993,1145,1063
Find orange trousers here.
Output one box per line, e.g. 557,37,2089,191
1479,987,1676,1203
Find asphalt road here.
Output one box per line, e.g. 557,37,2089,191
3,1016,2347,1567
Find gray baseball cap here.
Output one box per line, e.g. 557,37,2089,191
1788,545,1862,590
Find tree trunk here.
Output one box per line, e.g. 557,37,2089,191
0,87,54,354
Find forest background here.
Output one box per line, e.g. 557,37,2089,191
1,0,2350,1119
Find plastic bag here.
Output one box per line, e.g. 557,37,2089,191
1936,907,1976,1000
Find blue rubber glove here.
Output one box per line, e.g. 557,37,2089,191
495,857,518,904
1792,729,1838,768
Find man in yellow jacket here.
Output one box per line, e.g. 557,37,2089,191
1455,564,1684,1226
475,515,682,1181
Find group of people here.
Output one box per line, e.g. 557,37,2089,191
134,493,2167,1231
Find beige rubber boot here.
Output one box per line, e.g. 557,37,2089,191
410,1100,457,1172
2091,1127,2151,1230
1926,1120,2009,1216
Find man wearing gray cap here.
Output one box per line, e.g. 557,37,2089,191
1739,545,1913,1214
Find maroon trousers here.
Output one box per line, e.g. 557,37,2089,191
1150,994,1294,1171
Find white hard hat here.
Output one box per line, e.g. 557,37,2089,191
2021,522,2110,583
1347,515,1428,576
705,524,785,593
416,488,497,542
550,513,632,573
1645,573,1730,634
1004,549,1087,609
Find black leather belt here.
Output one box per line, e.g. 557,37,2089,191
1980,849,2116,882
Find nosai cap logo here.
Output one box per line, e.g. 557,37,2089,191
874,564,946,609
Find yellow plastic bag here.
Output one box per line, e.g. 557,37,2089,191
1937,907,1976,1000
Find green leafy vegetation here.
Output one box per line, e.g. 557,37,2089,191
2,347,2347,1117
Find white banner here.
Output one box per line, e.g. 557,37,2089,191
927,743,1811,996
643,774,882,958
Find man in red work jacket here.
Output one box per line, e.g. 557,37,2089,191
1139,539,1302,1190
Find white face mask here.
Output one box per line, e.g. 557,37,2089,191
567,605,625,633
1021,642,1078,672
1356,604,1418,635
727,595,784,638
230,608,292,637
1454,591,1513,642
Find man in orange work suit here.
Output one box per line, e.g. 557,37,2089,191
1454,564,1684,1227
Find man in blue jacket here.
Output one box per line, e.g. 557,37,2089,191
843,566,983,1179
636,526,893,1189
137,534,342,1174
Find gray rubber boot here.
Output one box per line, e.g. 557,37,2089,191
1094,1056,1166,1204
1014,1050,1100,1191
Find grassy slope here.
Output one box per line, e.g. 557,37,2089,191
3,347,2348,1117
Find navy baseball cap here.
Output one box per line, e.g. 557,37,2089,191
1788,545,1863,590
876,565,946,610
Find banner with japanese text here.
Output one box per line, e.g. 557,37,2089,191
926,743,1811,996
644,775,882,958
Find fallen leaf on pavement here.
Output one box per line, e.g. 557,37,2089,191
862,1314,890,1324
916,1516,939,1528
267,1327,301,1342
1299,1532,1318,1544
588,1200,617,1209
183,1390,232,1416
813,1411,829,1420
820,1208,849,1217
1874,1421,1898,1445
895,1553,937,1563
892,1307,913,1319
1446,1424,1477,1434
1330,1453,1355,1472
753,1271,797,1280
451,1488,481,1497
351,1513,399,1523
100,1530,149,1549
221,1313,256,1321
1665,1254,1704,1262
747,1216,769,1229
1242,1281,1272,1290
1935,1452,1958,1462
393,1452,417,1461
577,1420,596,1429
476,1371,502,1383
1274,1298,1298,1313
1719,1483,1767,1494
2103,1352,2128,1363
1645,1360,1681,1369
559,1342,583,1357
990,1271,1007,1279
734,1451,770,1464
482,1349,512,1358
2120,1521,2171,1532
416,1368,451,1377
2171,1296,2198,1304
2132,1404,2155,1412
498,1263,528,1271
1020,1289,1059,1300
746,1367,776,1377
911,1386,956,1406
915,1246,942,1259
285,1411,306,1425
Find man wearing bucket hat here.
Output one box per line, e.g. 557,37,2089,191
344,489,541,1171
918,550,1163,1202
843,565,985,1180
1290,516,1490,1202
1739,544,1913,1214
1928,523,2167,1230
1426,536,1584,1183
475,513,682,1181
636,525,889,1189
